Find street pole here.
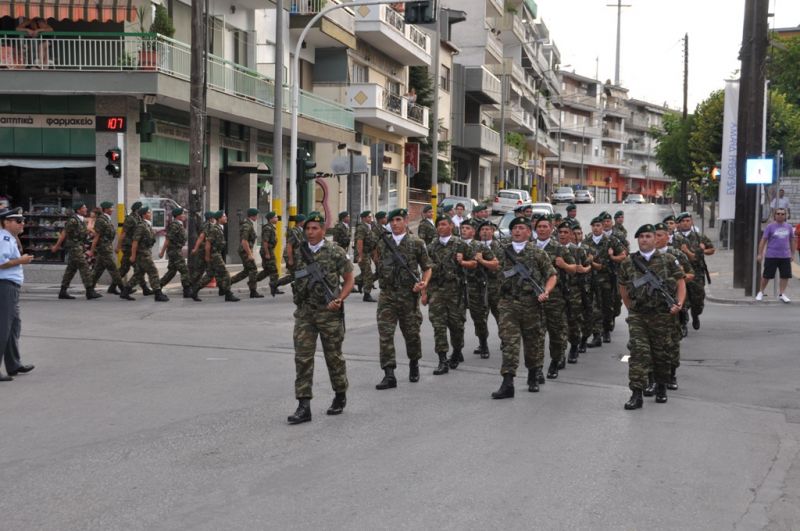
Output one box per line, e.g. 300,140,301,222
532,82,541,199
430,5,441,216
188,0,206,252
579,124,586,187
273,0,285,267
498,70,507,191
556,97,563,187
751,78,769,296
680,32,689,212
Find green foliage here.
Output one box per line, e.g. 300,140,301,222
409,66,433,108
767,91,800,171
151,4,176,38
653,112,694,182
408,67,451,185
688,90,724,196
769,34,800,107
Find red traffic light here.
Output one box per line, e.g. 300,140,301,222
105,149,121,162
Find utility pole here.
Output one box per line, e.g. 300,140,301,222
272,0,285,267
498,69,508,191
680,32,689,212
188,0,206,252
430,4,441,216
606,0,631,86
733,0,769,293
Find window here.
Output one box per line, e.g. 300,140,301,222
380,169,399,211
350,62,368,83
440,64,451,92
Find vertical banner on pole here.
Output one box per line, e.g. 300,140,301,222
719,80,740,220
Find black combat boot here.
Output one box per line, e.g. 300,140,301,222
473,343,483,355
58,287,75,300
527,369,539,393
547,359,559,379
409,360,420,382
287,398,312,424
558,355,566,370
681,323,689,338
85,288,102,300
479,336,490,359
448,349,464,369
432,352,449,375
643,373,656,397
119,286,135,301
183,286,193,298
655,383,668,403
624,389,644,410
587,334,602,348
218,287,225,296
691,311,700,330
190,288,202,301
326,393,346,415
667,367,679,390
362,293,376,302
535,367,545,385
250,289,264,299
491,373,515,399
375,368,397,390
567,344,579,364
269,281,279,297
602,330,612,343
107,284,120,295
153,290,169,302
578,336,588,353
142,283,154,296
225,291,240,302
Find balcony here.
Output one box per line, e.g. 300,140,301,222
353,4,431,66
289,0,356,49
0,32,354,134
345,83,429,137
496,12,526,45
486,31,503,64
560,92,598,111
626,115,654,131
555,122,603,138
602,128,626,143
487,105,532,134
461,123,501,156
464,65,501,104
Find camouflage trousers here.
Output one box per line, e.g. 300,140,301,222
188,252,206,287
377,287,423,369
255,253,279,284
293,305,348,399
466,281,490,338
427,284,466,354
160,250,190,288
357,257,374,294
60,247,94,290
591,274,615,334
567,286,586,345
667,314,682,369
129,252,161,291
626,312,673,391
487,282,501,327
230,251,258,290
498,296,545,376
91,246,126,288
196,254,231,292
543,295,568,364
687,276,706,316
118,246,133,278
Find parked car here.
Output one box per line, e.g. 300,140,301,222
574,189,594,204
438,196,480,217
492,189,531,214
551,186,576,204
623,193,646,204
496,202,555,238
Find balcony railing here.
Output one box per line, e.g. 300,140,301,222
0,31,354,131
602,128,626,141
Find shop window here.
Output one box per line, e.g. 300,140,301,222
140,162,190,207
379,169,398,212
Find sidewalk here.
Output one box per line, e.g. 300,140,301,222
704,247,800,305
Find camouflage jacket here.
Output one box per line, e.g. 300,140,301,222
206,223,226,254
479,239,503,287
354,222,376,257
674,229,713,268
612,226,630,250
426,236,474,290
619,251,684,314
417,218,436,246
63,215,89,250
332,222,351,250
570,242,593,288
463,239,489,286
662,245,694,277
375,232,431,292
165,220,186,253
583,233,626,276
121,213,140,249
94,214,116,249
498,241,556,299
292,240,353,309
371,222,386,245
260,222,277,258
132,222,156,253
238,218,256,252
537,239,575,300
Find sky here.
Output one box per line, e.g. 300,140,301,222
534,0,800,111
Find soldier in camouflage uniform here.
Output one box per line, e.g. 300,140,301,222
373,208,432,389
188,212,215,296
117,202,152,295
603,211,629,321
331,211,351,252
556,221,589,363
422,215,477,374
158,207,192,298
89,201,133,300
584,215,627,347
193,211,240,302
417,204,436,246
272,214,307,293
461,219,498,360
619,224,686,410
570,223,594,356
286,211,354,425
534,217,576,379
124,206,169,301
478,220,503,336
613,211,629,243
491,216,557,399
256,211,281,295
354,211,376,301
673,211,714,330
230,208,264,298
51,202,102,300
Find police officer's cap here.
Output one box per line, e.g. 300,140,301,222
305,211,325,224
387,208,407,219
139,206,150,215
422,204,433,213
614,210,624,219
635,224,656,238
131,201,142,212
338,210,349,220
212,210,224,219
172,207,184,217
472,203,488,214
0,207,23,220
508,216,531,230
566,203,576,212
663,214,675,223
73,201,87,211
375,211,387,220
267,211,277,219
435,214,451,225
100,201,114,209
295,213,307,223
247,208,259,217
675,211,691,222
359,210,372,218
654,222,669,232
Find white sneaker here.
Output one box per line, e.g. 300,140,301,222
755,292,763,301
779,293,791,303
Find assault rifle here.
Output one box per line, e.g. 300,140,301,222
631,254,679,311
503,245,545,296
295,242,339,306
380,230,420,285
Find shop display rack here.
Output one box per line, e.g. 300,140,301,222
21,202,69,264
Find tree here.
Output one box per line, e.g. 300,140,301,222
689,90,724,198
769,34,800,107
653,112,694,183
766,91,800,172
408,66,451,188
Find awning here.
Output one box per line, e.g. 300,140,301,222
225,161,271,175
0,1,137,23
0,158,95,169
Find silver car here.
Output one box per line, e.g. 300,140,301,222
551,186,576,204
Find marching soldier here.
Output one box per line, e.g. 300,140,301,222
51,202,102,300
602,211,629,322
417,204,436,246
271,214,306,293
619,224,686,410
478,220,503,342
188,211,215,298
556,220,589,363
125,206,169,302
673,212,714,330
373,208,432,389
354,211,377,302
585,215,627,346
158,207,192,298
565,203,578,222
286,211,354,425
461,219,498,360
472,203,491,222
421,214,477,373
256,211,281,295
491,216,557,399
230,208,264,298
193,211,240,302
534,216,576,379
332,211,351,252
90,201,133,300
613,211,629,244
571,223,594,356
116,202,142,291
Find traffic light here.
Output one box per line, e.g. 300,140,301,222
297,150,317,183
105,148,122,178
136,112,155,143
404,1,437,24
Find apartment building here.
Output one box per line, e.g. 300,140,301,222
623,98,669,200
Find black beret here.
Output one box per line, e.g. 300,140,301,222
635,224,656,237
139,205,150,215
557,221,573,230
472,204,488,214
172,207,184,217
306,211,325,224
422,204,433,213
338,211,349,220
131,201,143,212
387,208,407,219
591,216,602,225
435,214,451,225
662,215,675,223
508,216,531,230
675,212,691,222
599,211,612,221
100,201,114,209
247,208,259,217
654,223,669,232
614,210,624,218
566,203,576,211
375,211,387,219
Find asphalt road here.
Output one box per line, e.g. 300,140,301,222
2,204,800,530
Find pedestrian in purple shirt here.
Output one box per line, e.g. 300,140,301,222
756,208,795,303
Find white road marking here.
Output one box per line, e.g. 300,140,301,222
620,355,630,363
206,357,229,361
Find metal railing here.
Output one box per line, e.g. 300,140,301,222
290,0,328,14
0,31,354,131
